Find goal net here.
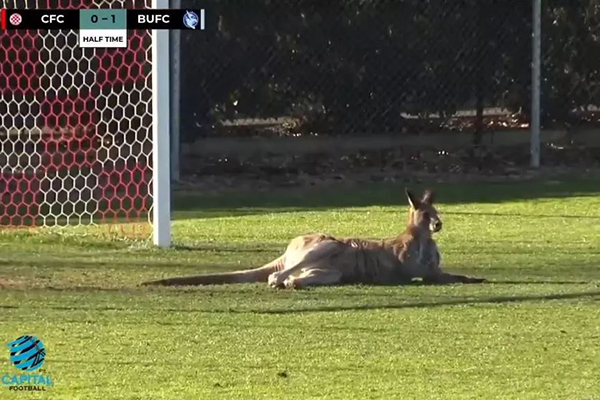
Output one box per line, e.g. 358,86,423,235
0,0,154,237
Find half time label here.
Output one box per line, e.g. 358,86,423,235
79,29,127,48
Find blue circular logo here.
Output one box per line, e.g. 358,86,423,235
183,10,199,29
8,335,46,372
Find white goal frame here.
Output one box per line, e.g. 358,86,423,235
152,0,171,247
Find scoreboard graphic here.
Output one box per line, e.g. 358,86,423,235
0,8,205,47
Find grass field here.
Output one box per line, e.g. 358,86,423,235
1,179,600,399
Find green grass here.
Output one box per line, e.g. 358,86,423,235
1,179,600,399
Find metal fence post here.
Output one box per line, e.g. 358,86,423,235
531,0,542,168
170,0,181,183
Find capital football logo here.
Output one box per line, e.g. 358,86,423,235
7,336,46,372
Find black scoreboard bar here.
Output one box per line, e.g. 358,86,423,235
127,9,204,29
0,9,205,30
2,9,79,29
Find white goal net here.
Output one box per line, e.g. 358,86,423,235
0,0,156,236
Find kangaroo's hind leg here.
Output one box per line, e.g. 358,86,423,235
283,268,343,289
268,241,341,288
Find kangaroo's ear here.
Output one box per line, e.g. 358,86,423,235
421,189,435,205
405,188,420,209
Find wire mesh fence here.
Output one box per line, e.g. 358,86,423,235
178,0,600,142
541,0,600,130
180,0,534,143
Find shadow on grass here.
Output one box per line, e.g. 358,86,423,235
0,259,198,270
445,211,600,220
1,289,598,314
172,179,600,220
172,244,280,253
485,280,595,285
253,290,600,315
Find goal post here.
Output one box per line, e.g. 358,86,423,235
0,0,172,247
151,0,171,247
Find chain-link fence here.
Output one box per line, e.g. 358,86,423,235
180,0,534,143
541,1,600,130
178,0,600,140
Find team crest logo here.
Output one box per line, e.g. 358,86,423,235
183,10,199,29
9,13,22,26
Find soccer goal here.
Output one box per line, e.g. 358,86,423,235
0,0,171,246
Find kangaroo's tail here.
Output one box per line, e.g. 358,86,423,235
141,256,285,286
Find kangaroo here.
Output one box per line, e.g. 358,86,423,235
143,189,485,288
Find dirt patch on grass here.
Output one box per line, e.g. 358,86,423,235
0,278,25,289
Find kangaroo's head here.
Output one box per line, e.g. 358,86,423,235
405,188,442,234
